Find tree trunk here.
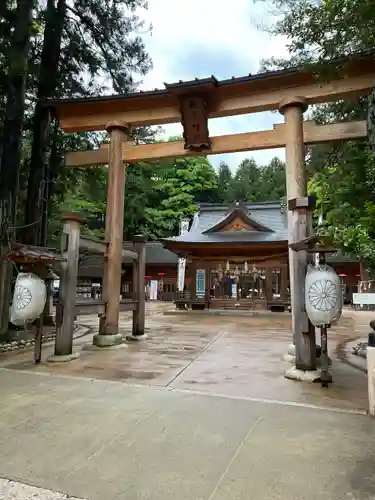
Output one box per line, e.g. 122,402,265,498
23,0,66,245
41,122,62,246
0,0,35,332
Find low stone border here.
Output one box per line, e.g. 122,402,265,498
0,324,90,353
336,336,367,374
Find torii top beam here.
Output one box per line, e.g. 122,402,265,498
47,52,375,133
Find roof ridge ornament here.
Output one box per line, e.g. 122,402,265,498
227,201,247,214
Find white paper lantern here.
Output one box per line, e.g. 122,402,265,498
305,264,342,327
10,273,47,326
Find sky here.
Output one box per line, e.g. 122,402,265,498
137,0,290,170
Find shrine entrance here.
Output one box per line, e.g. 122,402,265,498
48,50,375,371
210,265,269,310
197,260,287,311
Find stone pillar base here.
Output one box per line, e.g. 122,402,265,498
284,365,322,383
47,352,80,363
282,343,296,363
126,333,148,342
92,332,123,347
282,344,331,365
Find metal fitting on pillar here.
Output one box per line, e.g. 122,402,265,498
288,196,316,213
105,121,130,134
279,96,308,115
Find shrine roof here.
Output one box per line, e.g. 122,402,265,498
47,50,375,107
162,201,288,246
7,243,65,264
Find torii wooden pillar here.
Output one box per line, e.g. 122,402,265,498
279,97,316,371
93,121,128,347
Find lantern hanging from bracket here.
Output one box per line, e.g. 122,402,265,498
305,264,342,328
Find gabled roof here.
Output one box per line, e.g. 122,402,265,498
203,206,273,234
163,201,288,246
7,243,65,264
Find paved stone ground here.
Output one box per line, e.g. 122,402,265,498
0,369,374,500
0,304,369,412
0,304,374,499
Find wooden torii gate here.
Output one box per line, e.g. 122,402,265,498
47,52,375,371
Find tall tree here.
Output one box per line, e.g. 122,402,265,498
259,157,286,201
0,0,35,331
148,156,219,236
23,0,67,245
217,161,234,202
232,158,261,202
23,0,152,245
0,0,35,242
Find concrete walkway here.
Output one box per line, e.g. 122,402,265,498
0,369,374,500
0,305,374,499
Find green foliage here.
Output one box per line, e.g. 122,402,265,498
217,161,234,203
308,139,375,271
150,156,219,235
258,157,286,201
256,0,375,274
233,159,260,202
232,157,286,202
51,150,286,244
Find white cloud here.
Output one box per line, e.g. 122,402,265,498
137,0,289,169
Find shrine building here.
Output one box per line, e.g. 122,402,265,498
162,200,290,310
76,201,360,308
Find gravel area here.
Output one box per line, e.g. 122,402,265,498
0,478,86,500
0,325,89,353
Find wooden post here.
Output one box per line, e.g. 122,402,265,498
360,261,368,281
280,265,289,302
190,261,197,300
265,268,273,307
52,211,84,360
43,270,55,326
279,97,316,372
94,121,128,347
132,258,138,300
128,235,146,340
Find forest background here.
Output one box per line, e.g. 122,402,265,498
1,0,375,274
